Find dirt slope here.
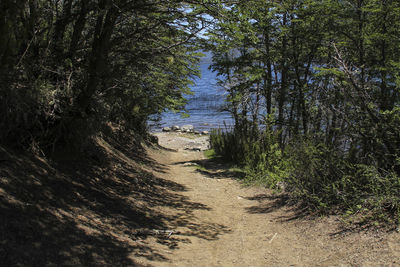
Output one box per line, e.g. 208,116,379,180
136,133,400,266
0,133,399,266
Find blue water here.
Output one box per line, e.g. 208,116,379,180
150,61,234,132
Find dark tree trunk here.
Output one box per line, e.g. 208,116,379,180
69,2,88,58
75,5,119,114
278,12,288,148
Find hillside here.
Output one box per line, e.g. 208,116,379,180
0,132,399,266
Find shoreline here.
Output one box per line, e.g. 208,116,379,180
151,132,210,152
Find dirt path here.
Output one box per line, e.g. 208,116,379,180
135,133,400,266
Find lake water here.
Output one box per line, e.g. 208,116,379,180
150,62,234,132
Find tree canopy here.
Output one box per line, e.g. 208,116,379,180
0,0,217,149
1,0,400,224
207,0,400,223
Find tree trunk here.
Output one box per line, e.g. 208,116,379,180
75,5,118,114
69,2,88,58
278,12,288,148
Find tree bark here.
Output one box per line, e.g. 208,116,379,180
75,4,119,114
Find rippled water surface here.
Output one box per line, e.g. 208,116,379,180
151,62,234,132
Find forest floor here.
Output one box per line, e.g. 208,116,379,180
0,131,399,266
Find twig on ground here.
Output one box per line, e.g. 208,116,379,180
269,233,278,243
132,229,180,238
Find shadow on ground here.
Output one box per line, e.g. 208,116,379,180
175,158,246,180
244,194,318,222
175,155,314,225
0,136,229,266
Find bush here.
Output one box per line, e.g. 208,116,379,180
210,126,290,189
285,140,348,211
209,129,248,163
211,129,400,224
243,129,290,188
286,139,400,223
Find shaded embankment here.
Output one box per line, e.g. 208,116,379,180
0,136,225,266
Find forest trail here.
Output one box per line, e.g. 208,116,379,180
135,133,400,266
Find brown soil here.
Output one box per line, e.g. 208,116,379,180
1,133,399,266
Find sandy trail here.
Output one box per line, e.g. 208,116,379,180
136,133,399,266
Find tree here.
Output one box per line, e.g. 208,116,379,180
207,0,400,219
0,0,213,149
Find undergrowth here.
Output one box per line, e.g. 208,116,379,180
203,149,216,159
209,128,400,227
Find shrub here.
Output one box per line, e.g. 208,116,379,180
210,126,290,189
286,139,400,223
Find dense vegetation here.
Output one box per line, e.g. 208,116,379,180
207,0,400,225
1,0,399,226
0,0,215,151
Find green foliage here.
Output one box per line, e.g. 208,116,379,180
2,0,400,227
0,1,210,150
287,139,400,222
212,126,400,223
285,140,348,211
207,0,400,226
210,124,290,189
243,141,290,189
203,149,216,159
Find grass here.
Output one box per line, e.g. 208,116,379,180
203,149,216,159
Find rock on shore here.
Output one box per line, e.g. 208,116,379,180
161,124,209,135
